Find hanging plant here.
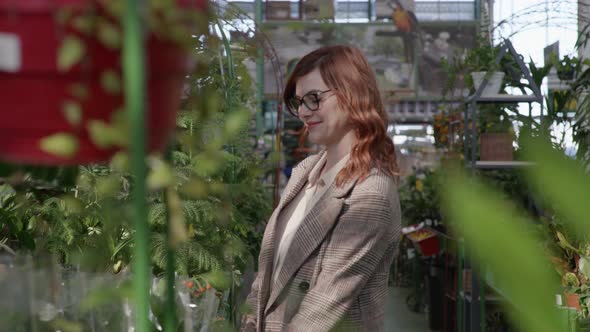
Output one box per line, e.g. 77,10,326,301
0,0,208,165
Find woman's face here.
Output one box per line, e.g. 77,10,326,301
295,69,354,147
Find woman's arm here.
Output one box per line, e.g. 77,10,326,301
286,190,401,332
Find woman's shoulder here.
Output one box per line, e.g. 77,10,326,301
349,168,399,200
342,169,401,221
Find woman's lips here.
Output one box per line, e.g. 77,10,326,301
307,121,322,129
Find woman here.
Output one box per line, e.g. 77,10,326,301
241,45,401,332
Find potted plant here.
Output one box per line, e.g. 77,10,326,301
563,272,583,310
464,39,505,96
478,103,515,161
553,54,580,81
0,0,207,165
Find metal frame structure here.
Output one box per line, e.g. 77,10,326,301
459,38,543,332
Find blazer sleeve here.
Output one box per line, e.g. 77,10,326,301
286,190,401,332
240,271,260,332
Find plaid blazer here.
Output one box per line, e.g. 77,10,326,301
241,151,401,332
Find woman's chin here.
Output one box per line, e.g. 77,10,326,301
307,135,325,146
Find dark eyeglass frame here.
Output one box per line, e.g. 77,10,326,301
286,89,332,117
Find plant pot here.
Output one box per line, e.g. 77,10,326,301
406,227,440,257
565,292,581,311
480,132,513,161
557,69,575,81
471,71,505,96
0,0,204,165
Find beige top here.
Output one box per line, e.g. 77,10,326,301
272,152,350,284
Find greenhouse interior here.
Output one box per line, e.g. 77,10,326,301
0,0,588,331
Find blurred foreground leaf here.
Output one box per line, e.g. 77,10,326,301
522,137,590,239
80,280,133,312
40,133,79,158
202,269,231,291
57,36,85,72
62,100,82,126
443,172,560,332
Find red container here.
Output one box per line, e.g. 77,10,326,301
0,0,205,165
406,227,440,257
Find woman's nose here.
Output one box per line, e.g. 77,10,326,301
298,104,312,117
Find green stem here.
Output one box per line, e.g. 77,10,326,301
164,149,177,332
124,0,150,330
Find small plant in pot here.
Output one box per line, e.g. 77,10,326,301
563,272,583,311
553,54,580,81
464,39,505,96
478,104,515,161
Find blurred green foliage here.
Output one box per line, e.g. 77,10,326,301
0,4,272,330
442,137,590,331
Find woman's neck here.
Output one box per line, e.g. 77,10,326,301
323,130,357,173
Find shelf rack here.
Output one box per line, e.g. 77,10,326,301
459,38,544,332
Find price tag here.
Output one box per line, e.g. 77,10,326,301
0,33,21,72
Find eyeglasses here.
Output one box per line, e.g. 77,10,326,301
286,89,332,117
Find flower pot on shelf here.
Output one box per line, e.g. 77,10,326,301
405,226,440,257
0,0,205,165
480,132,513,161
564,292,581,311
471,71,505,96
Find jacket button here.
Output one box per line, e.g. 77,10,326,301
299,281,310,292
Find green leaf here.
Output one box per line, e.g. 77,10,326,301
101,70,122,94
62,100,82,126
166,188,188,247
57,36,85,72
193,151,222,177
147,160,174,190
579,257,590,280
71,15,94,35
179,178,208,199
202,270,231,291
102,1,125,19
96,176,120,198
50,319,82,332
87,120,128,148
522,137,590,240
556,231,580,253
61,195,83,215
97,18,121,49
40,133,79,158
224,109,250,138
442,173,561,332
69,83,89,100
109,151,129,172
80,282,132,312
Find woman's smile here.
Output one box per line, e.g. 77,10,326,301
306,121,322,129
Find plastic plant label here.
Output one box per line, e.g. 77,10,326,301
0,33,21,72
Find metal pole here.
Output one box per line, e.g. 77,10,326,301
255,0,265,139
124,0,150,330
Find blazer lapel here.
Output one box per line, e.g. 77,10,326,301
264,177,358,314
255,152,323,322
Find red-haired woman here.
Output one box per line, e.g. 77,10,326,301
241,45,401,332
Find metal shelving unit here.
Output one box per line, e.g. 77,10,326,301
459,38,544,332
